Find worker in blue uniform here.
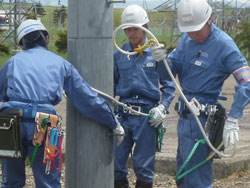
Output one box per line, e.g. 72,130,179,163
114,5,175,188
0,19,125,188
151,0,250,187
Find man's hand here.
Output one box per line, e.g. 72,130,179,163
113,123,125,146
151,44,167,62
223,116,239,148
149,104,167,128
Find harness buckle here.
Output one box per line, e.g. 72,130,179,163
128,105,141,115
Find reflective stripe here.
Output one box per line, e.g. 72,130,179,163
233,66,250,84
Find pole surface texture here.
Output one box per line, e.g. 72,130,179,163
66,0,114,187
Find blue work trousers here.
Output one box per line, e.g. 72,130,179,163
114,105,156,183
176,114,213,188
1,121,61,188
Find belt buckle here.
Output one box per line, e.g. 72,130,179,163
129,105,141,115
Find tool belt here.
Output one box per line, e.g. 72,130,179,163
0,107,22,159
174,100,217,117
175,100,226,158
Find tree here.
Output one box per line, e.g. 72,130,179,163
25,2,46,19
0,29,9,55
59,5,67,26
53,5,67,27
35,2,46,16
234,21,250,61
25,11,37,19
55,30,67,54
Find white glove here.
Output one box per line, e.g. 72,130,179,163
113,123,125,147
151,44,167,62
149,104,167,128
223,116,239,148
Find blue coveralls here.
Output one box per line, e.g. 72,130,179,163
0,46,118,188
114,39,175,183
168,24,250,188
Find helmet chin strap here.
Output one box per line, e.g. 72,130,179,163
21,38,27,49
39,31,48,48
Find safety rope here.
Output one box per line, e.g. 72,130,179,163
89,87,150,117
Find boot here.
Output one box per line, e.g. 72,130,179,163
114,178,129,188
135,180,153,188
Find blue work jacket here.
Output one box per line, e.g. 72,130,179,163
168,24,250,118
114,39,175,109
0,46,118,129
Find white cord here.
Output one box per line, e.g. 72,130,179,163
90,87,148,117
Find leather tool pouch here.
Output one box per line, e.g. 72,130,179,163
33,112,59,146
0,107,22,158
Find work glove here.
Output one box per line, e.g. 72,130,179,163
223,116,239,148
149,104,167,128
113,123,125,147
151,43,167,62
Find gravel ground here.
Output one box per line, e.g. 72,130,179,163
1,164,250,187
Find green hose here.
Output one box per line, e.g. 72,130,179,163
30,143,39,168
30,117,50,168
175,139,211,181
156,125,167,152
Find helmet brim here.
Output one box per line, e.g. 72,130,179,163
178,21,207,33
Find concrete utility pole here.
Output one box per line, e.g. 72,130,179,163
66,0,114,187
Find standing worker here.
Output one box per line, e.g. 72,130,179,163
0,19,125,188
114,5,175,188
152,0,250,187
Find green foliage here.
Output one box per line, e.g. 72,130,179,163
25,12,37,19
0,44,9,55
0,29,10,55
114,9,122,28
53,5,67,27
25,2,46,19
55,30,67,54
35,2,46,16
234,21,250,60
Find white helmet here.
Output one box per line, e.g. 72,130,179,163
177,0,212,32
121,4,149,29
17,19,48,45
